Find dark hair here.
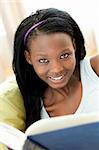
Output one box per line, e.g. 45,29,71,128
12,8,86,128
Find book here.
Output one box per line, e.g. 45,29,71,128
0,112,99,150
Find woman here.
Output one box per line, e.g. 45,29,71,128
0,8,99,133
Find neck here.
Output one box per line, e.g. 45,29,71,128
44,68,81,106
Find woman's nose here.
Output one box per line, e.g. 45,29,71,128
50,60,64,74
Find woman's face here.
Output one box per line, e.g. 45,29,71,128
25,33,76,89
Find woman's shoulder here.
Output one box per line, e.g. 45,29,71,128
80,54,99,83
90,54,99,76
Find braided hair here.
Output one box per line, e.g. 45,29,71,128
12,8,86,128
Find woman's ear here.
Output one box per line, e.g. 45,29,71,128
24,50,32,65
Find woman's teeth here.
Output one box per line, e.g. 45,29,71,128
50,76,63,80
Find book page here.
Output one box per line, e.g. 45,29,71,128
25,112,99,136
0,123,26,150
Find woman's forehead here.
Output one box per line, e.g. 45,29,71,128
29,32,73,49
28,33,75,57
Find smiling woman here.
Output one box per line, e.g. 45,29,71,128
0,8,99,150
11,7,99,127
25,33,76,89
0,1,99,149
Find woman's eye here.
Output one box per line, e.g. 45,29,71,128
39,59,49,63
60,53,69,59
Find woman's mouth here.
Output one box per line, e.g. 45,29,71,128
48,75,65,83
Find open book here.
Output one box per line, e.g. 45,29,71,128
0,112,99,150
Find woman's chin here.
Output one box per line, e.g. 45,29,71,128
49,81,68,89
